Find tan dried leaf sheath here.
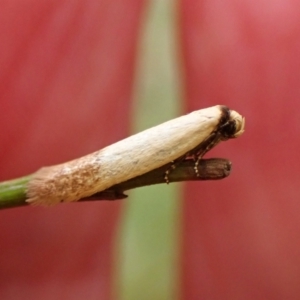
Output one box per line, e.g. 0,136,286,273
27,105,245,206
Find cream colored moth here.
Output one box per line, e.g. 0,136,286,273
27,105,245,206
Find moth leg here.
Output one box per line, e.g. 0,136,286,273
164,131,223,181
193,140,220,176
194,158,201,177
164,161,176,184
164,154,189,184
191,132,222,177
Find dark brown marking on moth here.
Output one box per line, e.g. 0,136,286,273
217,106,240,139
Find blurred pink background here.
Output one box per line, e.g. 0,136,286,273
1,0,300,299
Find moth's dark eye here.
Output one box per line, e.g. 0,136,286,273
220,120,237,138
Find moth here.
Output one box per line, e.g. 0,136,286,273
27,105,245,206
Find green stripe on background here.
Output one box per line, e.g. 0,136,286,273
115,1,182,300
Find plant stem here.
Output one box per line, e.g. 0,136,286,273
0,175,32,209
0,158,231,210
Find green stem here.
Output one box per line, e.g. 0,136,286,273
0,175,32,209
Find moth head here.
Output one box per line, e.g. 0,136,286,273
229,110,245,137
219,109,245,140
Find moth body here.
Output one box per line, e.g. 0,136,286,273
27,105,245,206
